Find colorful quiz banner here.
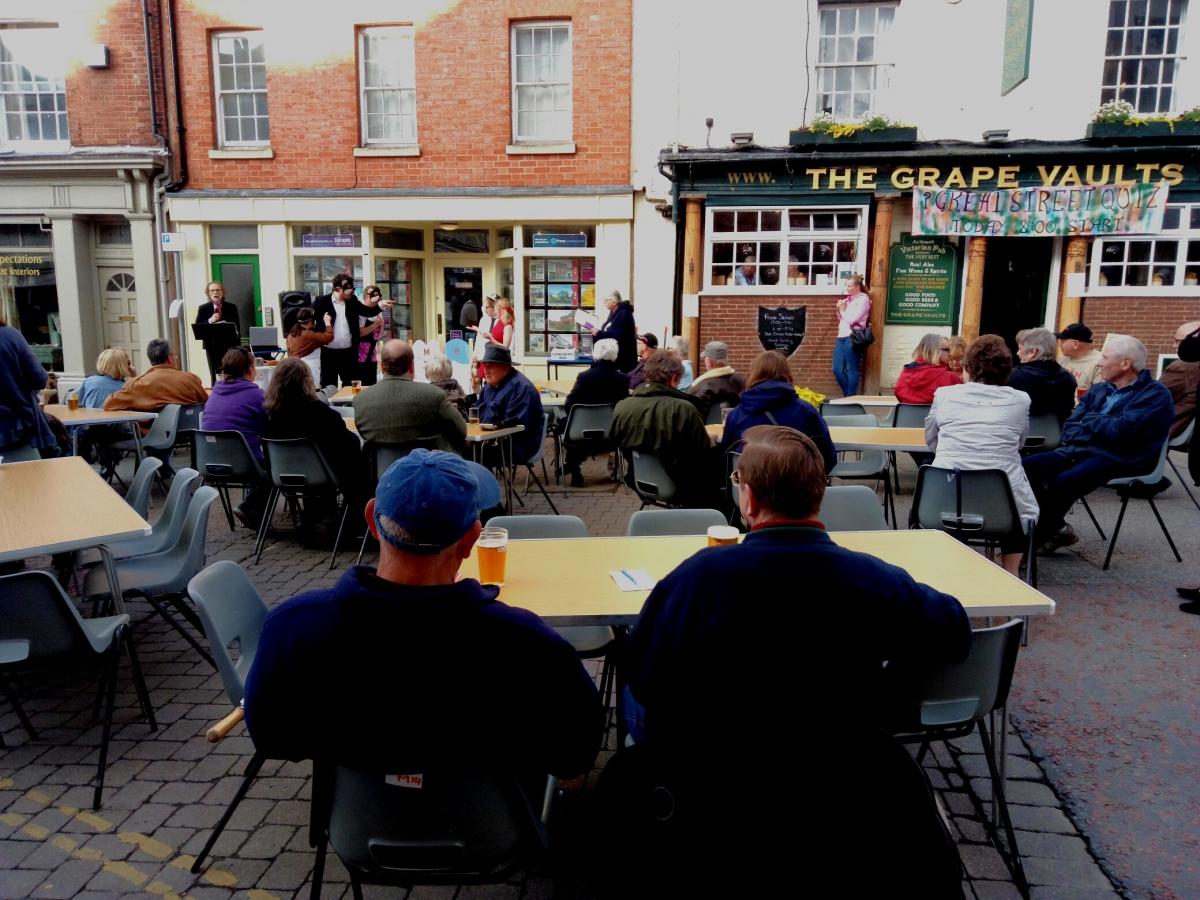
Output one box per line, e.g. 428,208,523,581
913,181,1168,237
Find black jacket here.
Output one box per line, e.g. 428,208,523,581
1006,359,1077,423
595,303,638,372
312,292,374,347
195,300,241,345
565,359,630,412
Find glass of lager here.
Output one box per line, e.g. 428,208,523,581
707,525,739,547
477,526,508,584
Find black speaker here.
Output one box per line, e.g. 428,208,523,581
278,290,311,334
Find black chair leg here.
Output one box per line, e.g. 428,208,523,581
0,672,37,740
528,466,561,515
1168,457,1200,513
976,719,1030,896
191,752,265,873
349,871,365,900
1147,497,1183,562
309,837,328,900
328,501,350,571
1101,496,1130,570
142,593,216,668
1080,496,1106,540
215,484,237,531
93,653,119,810
253,488,281,564
122,631,157,731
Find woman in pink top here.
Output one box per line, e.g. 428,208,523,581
833,274,871,396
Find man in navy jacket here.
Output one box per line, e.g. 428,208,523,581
1024,334,1174,550
610,424,970,897
478,344,544,464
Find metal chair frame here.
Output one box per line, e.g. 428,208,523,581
255,438,351,570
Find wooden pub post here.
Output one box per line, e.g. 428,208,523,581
960,237,989,343
1057,236,1088,330
863,196,895,394
681,195,705,373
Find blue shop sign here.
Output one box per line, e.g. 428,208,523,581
532,232,587,248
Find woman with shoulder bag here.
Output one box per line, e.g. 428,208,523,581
833,273,872,396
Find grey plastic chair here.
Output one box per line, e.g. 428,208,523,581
1078,439,1180,571
892,402,934,487
0,571,156,809
1167,418,1198,512
1023,412,1062,453
828,413,896,527
187,561,269,874
110,402,181,459
887,619,1027,895
704,402,727,426
77,468,201,566
0,445,41,463
124,456,163,520
819,485,889,531
626,508,726,536
911,466,1037,585
256,438,350,570
174,403,206,451
558,403,617,491
82,486,220,666
192,430,268,531
511,412,559,515
356,438,441,565
629,450,680,509
821,402,867,418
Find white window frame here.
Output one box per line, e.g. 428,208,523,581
359,25,417,147
1100,0,1188,114
703,205,870,294
510,20,572,144
0,25,69,150
1088,202,1200,296
815,2,896,121
212,31,269,148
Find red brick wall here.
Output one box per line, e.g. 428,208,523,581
175,0,631,190
67,0,165,147
699,294,843,397
1081,296,1200,366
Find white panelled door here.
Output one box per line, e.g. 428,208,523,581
99,268,140,370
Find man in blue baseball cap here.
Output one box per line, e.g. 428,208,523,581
244,449,603,777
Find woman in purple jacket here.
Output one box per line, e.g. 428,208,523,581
203,346,269,527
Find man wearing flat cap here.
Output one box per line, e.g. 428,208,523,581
244,450,602,774
1056,323,1103,398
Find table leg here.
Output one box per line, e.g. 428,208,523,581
97,545,126,616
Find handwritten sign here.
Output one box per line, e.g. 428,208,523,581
887,237,957,325
757,306,806,357
913,181,1168,237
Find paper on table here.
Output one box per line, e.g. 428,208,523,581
610,569,656,591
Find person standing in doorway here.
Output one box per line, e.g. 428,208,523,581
195,281,241,386
832,274,871,397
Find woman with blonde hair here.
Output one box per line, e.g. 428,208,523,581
832,273,871,396
893,333,962,404
80,348,135,409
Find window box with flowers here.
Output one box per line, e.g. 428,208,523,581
789,113,917,147
1086,100,1200,141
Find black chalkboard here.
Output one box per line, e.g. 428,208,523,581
757,306,806,356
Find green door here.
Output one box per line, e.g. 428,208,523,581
210,254,262,340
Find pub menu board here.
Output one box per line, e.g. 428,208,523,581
885,235,958,326
525,257,596,356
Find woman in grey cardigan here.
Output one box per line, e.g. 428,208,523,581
925,334,1039,576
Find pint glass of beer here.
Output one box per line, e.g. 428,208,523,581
707,525,739,547
67,392,80,411
477,526,508,584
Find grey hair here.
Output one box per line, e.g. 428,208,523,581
1017,327,1058,361
668,335,689,356
425,355,452,381
592,338,619,362
147,339,171,365
1105,334,1147,371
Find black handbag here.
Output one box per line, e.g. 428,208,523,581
850,322,875,348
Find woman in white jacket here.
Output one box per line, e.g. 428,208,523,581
925,334,1039,576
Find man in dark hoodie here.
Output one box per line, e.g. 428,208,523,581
1008,327,1077,423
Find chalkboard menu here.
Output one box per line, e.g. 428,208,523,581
886,236,958,325
757,305,807,356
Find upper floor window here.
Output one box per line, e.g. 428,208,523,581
0,26,68,148
360,25,416,146
816,3,896,120
1092,203,1200,293
212,32,269,147
511,21,571,143
1101,0,1187,113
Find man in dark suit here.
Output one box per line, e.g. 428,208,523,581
195,281,241,384
312,273,376,389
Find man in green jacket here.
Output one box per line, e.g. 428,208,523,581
613,350,720,508
353,340,466,453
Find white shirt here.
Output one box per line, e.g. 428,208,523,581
329,297,352,349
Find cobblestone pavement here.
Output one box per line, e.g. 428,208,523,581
4,444,1194,898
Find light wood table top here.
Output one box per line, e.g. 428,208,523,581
540,393,566,408
0,457,150,563
829,425,929,453
459,530,1054,625
466,423,524,442
42,405,158,426
706,423,723,443
534,378,579,395
330,386,358,404
828,395,900,406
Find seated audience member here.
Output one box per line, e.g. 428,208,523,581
202,346,269,527
478,344,545,465
612,350,717,508
927,336,1038,576
285,308,333,386
627,332,658,391
77,349,135,464
424,355,468,418
734,254,757,286
894,333,962,404
1173,325,1200,615
667,335,693,389
1007,327,1077,424
352,339,466,453
1160,319,1200,439
945,335,967,377
720,350,836,474
562,338,630,487
1056,322,1103,398
607,425,970,897
243,449,603,775
263,357,365,527
1024,335,1173,552
687,340,745,415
